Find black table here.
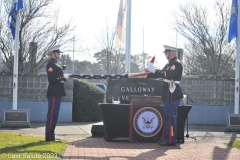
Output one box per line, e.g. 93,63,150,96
100,104,130,141
99,103,192,143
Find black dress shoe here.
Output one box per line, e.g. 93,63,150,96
159,142,176,146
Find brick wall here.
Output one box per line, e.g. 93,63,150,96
180,77,235,106
0,74,73,102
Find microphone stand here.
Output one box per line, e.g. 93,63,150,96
180,87,196,140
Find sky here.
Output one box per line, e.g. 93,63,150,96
55,0,214,69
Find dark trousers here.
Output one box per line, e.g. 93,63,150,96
45,96,61,141
163,100,180,144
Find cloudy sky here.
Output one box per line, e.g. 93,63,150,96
55,0,217,69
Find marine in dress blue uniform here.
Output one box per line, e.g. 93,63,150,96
45,45,67,141
147,45,183,146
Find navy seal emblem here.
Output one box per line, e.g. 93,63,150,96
133,106,163,137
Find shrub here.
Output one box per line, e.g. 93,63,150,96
72,78,105,122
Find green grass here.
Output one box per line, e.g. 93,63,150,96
227,140,240,149
0,132,67,160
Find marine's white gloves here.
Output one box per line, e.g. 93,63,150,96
63,73,71,80
148,65,156,73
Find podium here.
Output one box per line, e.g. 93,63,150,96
129,95,163,142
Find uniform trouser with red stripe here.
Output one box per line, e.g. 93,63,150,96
163,100,180,144
45,96,61,141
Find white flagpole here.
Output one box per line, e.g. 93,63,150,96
125,0,131,73
12,10,20,110
234,0,240,114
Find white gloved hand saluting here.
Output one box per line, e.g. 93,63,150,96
63,73,71,80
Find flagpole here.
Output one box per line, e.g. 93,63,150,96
12,10,20,110
235,0,240,114
125,0,131,73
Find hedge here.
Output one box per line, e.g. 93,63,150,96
72,78,106,122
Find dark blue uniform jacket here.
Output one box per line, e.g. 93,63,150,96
148,57,183,101
46,58,66,97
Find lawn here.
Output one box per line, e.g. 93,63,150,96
0,132,67,160
228,140,240,149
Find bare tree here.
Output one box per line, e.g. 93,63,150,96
173,0,235,77
93,26,125,74
0,0,76,74
132,53,151,72
93,25,151,76
74,60,92,74
93,48,126,74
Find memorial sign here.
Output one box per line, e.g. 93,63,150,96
107,78,162,104
2,109,30,128
226,114,240,131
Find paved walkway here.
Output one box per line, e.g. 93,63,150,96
1,123,240,160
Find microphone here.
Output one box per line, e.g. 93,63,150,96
62,65,67,71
